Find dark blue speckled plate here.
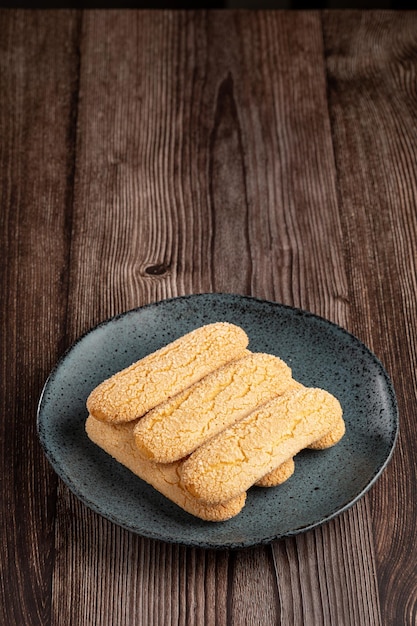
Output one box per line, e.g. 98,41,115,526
37,293,398,549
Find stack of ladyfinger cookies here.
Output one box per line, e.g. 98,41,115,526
85,322,345,521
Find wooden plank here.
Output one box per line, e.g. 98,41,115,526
60,9,350,324
51,9,381,625
0,10,81,626
322,11,417,625
271,502,381,625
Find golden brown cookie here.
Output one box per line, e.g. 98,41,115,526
255,458,295,487
87,322,248,424
85,415,246,522
133,352,293,463
307,413,346,449
181,387,344,504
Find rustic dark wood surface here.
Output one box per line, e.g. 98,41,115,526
1,9,416,625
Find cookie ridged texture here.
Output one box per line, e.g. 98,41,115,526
133,352,293,463
181,387,344,504
256,385,345,485
308,414,346,449
85,415,246,522
87,322,249,423
256,458,295,487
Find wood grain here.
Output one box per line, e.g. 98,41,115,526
272,501,382,625
322,11,417,625
0,10,81,626
1,8,416,626
51,9,378,626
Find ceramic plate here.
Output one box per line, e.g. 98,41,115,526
37,293,398,549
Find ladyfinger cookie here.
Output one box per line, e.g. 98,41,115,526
255,416,345,487
255,383,345,487
87,322,249,424
255,458,295,487
181,387,344,504
133,352,293,463
308,413,346,449
85,415,246,522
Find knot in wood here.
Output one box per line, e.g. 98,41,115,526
144,263,169,276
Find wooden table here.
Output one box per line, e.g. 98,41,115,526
1,9,416,625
